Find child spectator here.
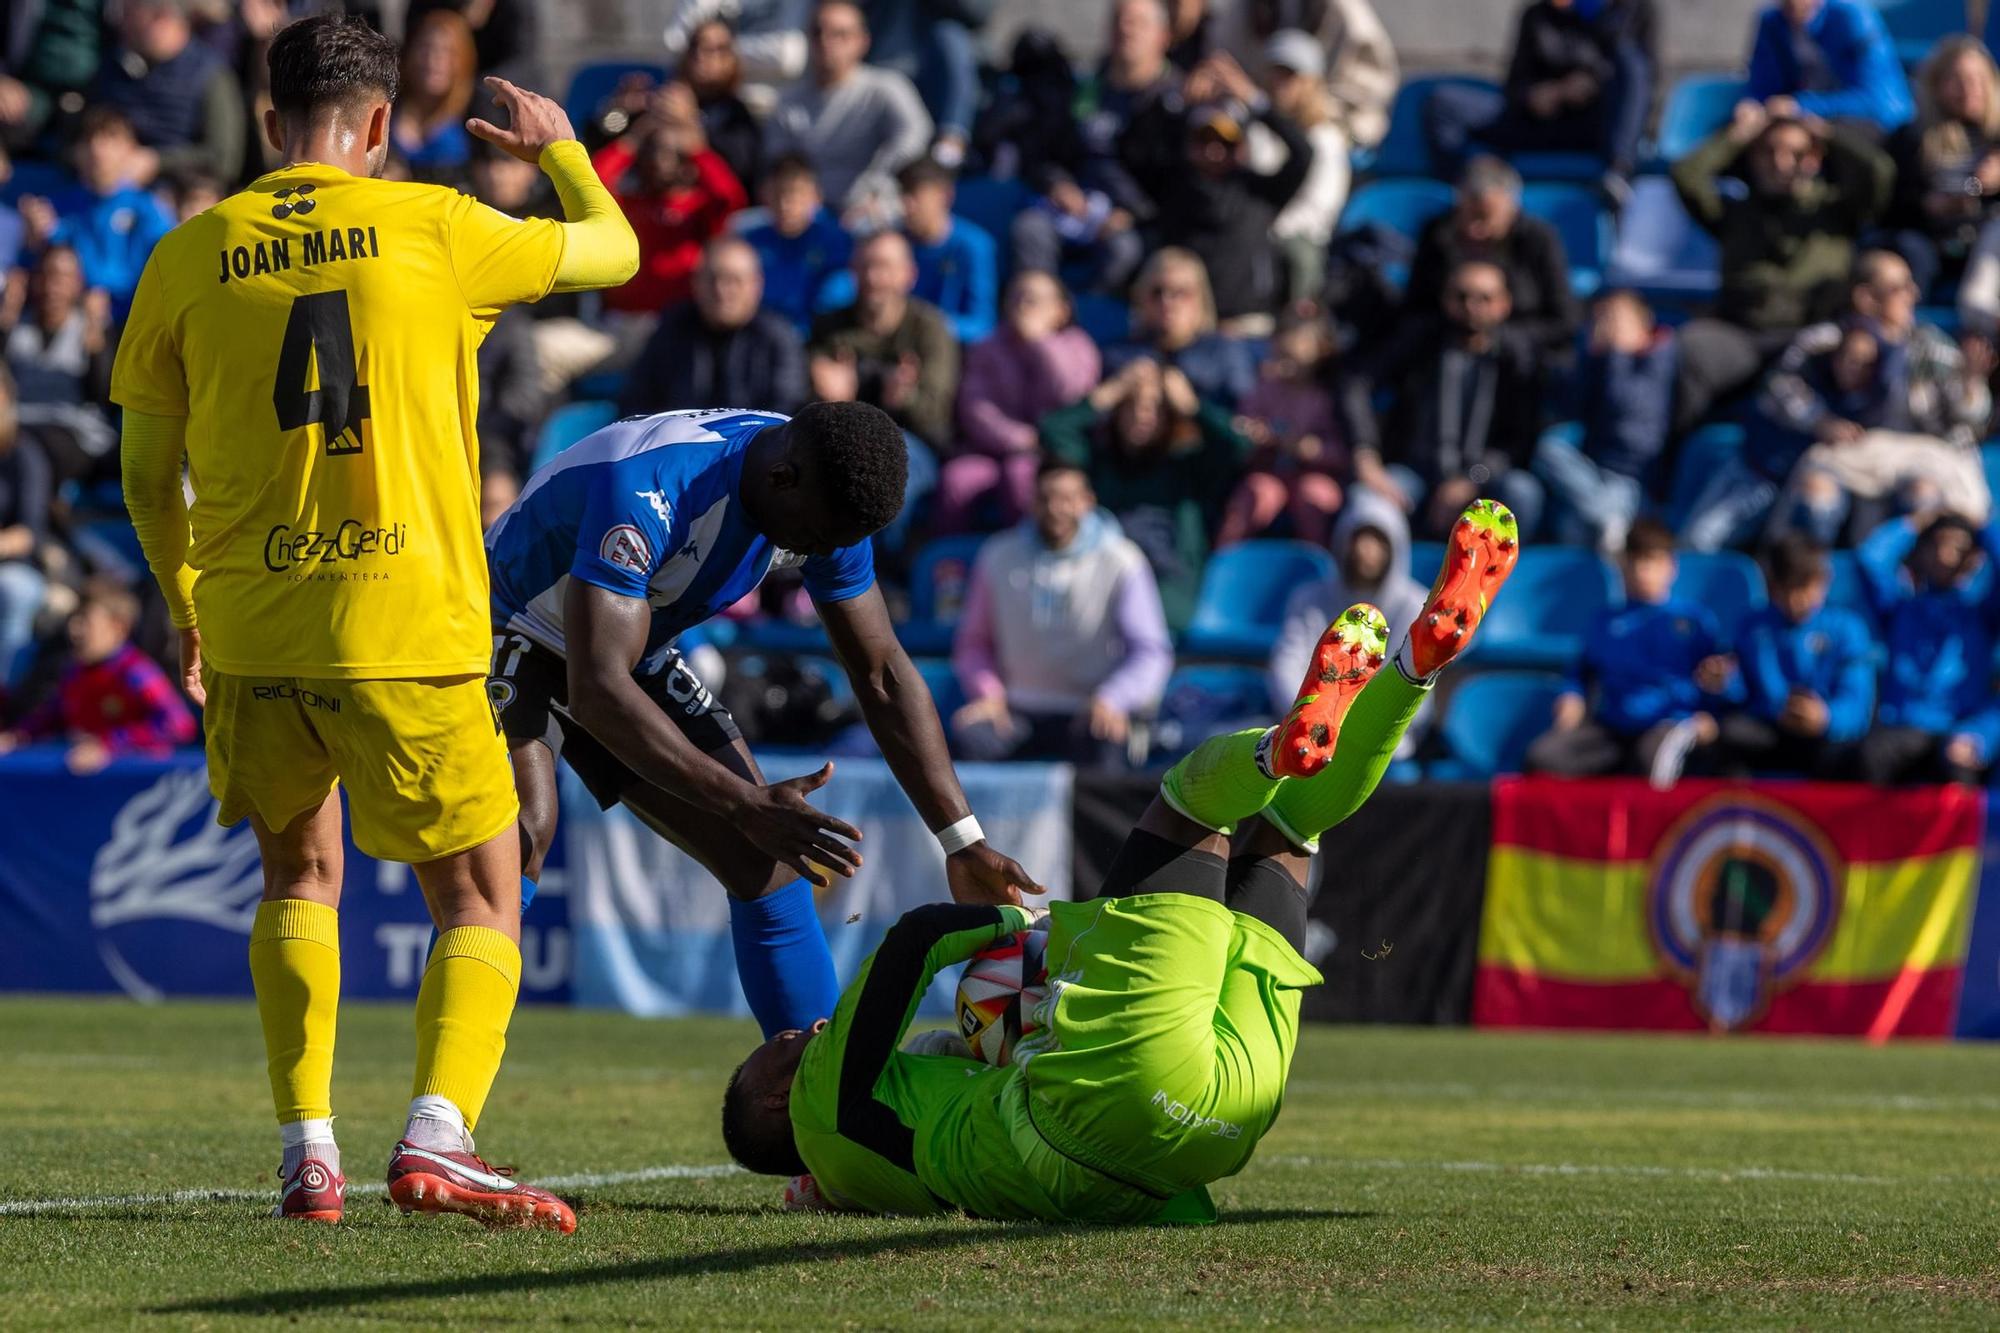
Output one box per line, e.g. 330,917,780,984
741,152,854,333
950,459,1173,768
1534,289,1675,553
1714,534,1874,777
0,366,51,688
20,107,174,318
1216,312,1345,547
1039,356,1252,629
591,109,747,317
1745,0,1914,137
1525,519,1735,785
1852,510,2000,785
391,8,477,185
943,270,1101,533
165,165,223,224
895,158,997,344
0,579,196,773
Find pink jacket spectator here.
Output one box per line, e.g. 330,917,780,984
955,323,1102,457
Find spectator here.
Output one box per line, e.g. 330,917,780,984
94,0,246,183
1405,155,1579,361
1713,534,1873,778
1853,511,2000,784
943,269,1101,533
1745,0,1914,138
0,150,25,275
3,244,112,410
164,163,221,224
1705,251,1992,552
1342,258,1546,540
1216,311,1344,547
1533,288,1675,553
809,229,956,548
234,0,288,180
1110,247,1258,408
1220,0,1398,150
1166,0,1214,70
474,307,544,482
0,579,194,772
0,0,105,149
391,8,477,185
1671,103,1895,433
680,19,765,193
21,107,174,317
590,104,747,317
664,0,811,90
1154,50,1313,327
0,366,50,686
621,237,808,417
1882,37,2000,298
406,0,540,82
897,158,997,344
1425,0,1657,188
951,459,1173,767
1252,29,1353,303
1008,0,1179,296
968,27,1079,184
1266,485,1427,756
1039,356,1251,628
765,0,932,226
1525,519,1734,784
859,0,988,163
741,152,854,332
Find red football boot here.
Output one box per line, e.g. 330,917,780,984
386,1140,577,1234
1407,499,1521,680
273,1155,344,1224
1270,603,1389,780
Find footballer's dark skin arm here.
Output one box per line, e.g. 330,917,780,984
819,586,1046,907
563,580,864,886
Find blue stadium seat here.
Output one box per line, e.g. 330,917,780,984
1508,151,1605,183
563,61,668,129
1471,547,1620,668
1673,550,1767,639
900,533,988,656
1179,540,1337,660
952,176,1034,246
1358,74,1501,178
911,656,966,720
0,159,72,205
1918,303,1963,335
1159,663,1270,727
1653,73,1746,165
530,400,617,472
1071,291,1130,345
1876,0,1970,66
1520,183,1612,297
1984,439,2000,502
1339,178,1456,245
736,617,831,655
1666,423,1747,532
1430,671,1567,778
1408,540,1443,582
1605,175,1721,305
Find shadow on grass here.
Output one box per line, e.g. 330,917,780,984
154,1207,1372,1315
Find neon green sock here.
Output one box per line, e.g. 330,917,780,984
1266,666,1428,849
1159,727,1279,834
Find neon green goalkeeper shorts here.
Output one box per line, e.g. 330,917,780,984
1013,892,1324,1214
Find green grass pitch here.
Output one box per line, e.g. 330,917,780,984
1,996,1996,1330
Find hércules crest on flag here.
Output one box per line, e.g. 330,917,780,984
1475,779,1983,1040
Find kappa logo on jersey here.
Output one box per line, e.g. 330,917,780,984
638,489,673,524
270,183,317,219
600,524,654,573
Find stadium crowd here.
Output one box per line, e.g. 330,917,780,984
0,0,1997,787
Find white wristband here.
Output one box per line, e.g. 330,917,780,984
936,815,984,856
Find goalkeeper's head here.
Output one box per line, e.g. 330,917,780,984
721,1020,825,1177
739,401,908,560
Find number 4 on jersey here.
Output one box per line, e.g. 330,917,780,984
273,290,370,456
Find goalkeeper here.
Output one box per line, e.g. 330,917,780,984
722,502,1520,1222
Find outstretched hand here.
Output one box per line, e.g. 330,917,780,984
945,842,1046,907
467,76,577,164
740,762,864,889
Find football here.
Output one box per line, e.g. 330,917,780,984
954,928,1050,1067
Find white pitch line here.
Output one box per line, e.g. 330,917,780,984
0,1163,742,1217
1256,1154,1898,1186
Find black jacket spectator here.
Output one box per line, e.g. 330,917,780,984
1152,99,1313,322
1405,160,1580,359
475,308,545,480
0,0,103,148
1344,314,1543,489
621,303,808,418
96,0,246,183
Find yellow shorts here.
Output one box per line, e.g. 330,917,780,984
201,669,519,863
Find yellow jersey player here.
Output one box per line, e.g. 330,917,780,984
111,16,638,1232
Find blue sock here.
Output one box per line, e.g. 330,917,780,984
729,878,841,1037
520,875,538,913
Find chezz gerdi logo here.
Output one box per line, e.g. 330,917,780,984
263,519,409,572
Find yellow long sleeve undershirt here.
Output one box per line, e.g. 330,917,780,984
538,140,639,293
120,408,198,629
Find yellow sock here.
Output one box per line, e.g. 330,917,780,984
411,926,521,1132
247,899,341,1124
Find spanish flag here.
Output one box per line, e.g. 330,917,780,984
1474,778,1982,1039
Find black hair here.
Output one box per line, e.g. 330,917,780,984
790,401,908,535
1624,516,1677,560
1037,454,1089,483
1764,533,1831,589
762,151,819,190
75,104,137,144
1921,511,1979,545
268,15,400,122
896,156,955,195
720,1056,807,1177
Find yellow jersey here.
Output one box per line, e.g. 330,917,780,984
111,162,566,679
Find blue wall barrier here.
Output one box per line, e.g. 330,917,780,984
1958,794,2000,1038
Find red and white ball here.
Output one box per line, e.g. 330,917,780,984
954,928,1050,1067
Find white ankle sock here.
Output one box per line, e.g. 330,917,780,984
279,1117,338,1176
403,1094,468,1151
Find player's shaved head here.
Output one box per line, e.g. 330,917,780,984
268,15,400,125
